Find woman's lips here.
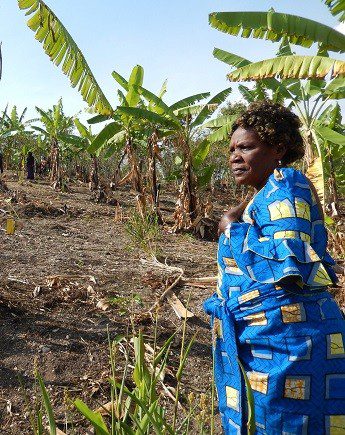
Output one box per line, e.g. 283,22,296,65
232,167,248,176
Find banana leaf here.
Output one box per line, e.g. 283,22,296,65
228,55,345,81
209,11,345,53
18,0,113,115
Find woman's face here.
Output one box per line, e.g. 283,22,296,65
229,127,285,190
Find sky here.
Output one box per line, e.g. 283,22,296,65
0,1,344,126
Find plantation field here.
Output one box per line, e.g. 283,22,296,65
0,174,230,434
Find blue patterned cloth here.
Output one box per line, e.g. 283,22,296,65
204,168,345,434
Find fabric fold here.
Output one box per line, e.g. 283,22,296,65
228,221,337,286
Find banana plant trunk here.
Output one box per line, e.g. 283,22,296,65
328,152,339,216
50,137,62,189
174,137,198,230
147,131,163,224
304,131,314,168
89,154,99,191
126,136,146,214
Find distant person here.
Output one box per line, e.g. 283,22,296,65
0,152,3,174
26,152,35,180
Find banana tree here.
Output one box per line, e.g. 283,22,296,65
73,118,101,190
210,7,345,81
214,46,345,208
18,0,113,116
312,103,345,214
85,65,150,212
117,86,232,229
32,99,74,189
17,2,165,210
0,105,36,174
210,4,345,210
118,80,169,222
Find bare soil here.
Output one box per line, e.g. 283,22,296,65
0,175,225,434
0,174,343,434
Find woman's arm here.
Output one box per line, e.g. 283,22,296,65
218,199,249,235
222,170,336,286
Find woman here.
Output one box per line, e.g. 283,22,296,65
204,101,345,434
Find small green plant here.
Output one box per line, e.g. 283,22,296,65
125,209,160,256
73,325,193,434
22,312,215,434
108,293,143,316
19,360,58,435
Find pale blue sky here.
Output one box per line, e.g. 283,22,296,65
0,1,343,124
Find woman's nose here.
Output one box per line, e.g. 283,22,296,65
229,151,243,163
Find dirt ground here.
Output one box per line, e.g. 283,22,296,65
0,174,344,434
0,174,227,434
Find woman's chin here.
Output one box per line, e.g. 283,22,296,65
234,175,250,186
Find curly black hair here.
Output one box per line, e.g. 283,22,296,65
231,101,304,165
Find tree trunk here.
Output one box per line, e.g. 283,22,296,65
111,150,127,189
328,152,340,216
89,155,99,191
126,137,146,214
147,131,163,224
304,131,314,169
50,137,62,189
174,137,198,230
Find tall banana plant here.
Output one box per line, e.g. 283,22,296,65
73,119,100,191
17,1,165,211
210,8,345,81
210,3,345,210
85,65,150,212
0,106,36,174
18,0,113,115
32,99,74,189
116,86,232,229
324,0,345,22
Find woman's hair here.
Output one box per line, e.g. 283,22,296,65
231,101,304,165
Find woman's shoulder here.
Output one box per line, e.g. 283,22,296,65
270,167,309,186
254,167,312,206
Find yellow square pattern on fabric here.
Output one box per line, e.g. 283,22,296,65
281,303,305,323
329,415,345,434
329,333,345,356
284,378,308,400
312,263,332,286
244,311,267,326
268,199,295,221
248,371,268,394
295,198,311,221
300,232,311,243
238,290,260,304
225,386,239,411
274,230,298,239
223,257,237,267
225,266,243,275
305,244,321,262
213,318,223,339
